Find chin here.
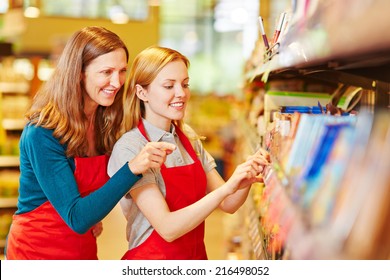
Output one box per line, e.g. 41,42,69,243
100,98,116,107
171,114,185,121
99,101,115,107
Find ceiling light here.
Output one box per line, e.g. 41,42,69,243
109,5,129,24
24,6,40,18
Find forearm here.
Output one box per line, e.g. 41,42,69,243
219,186,251,214
67,164,140,233
23,125,142,234
205,168,250,214
154,185,230,242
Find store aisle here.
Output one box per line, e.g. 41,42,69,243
97,204,128,260
97,205,227,260
204,209,227,259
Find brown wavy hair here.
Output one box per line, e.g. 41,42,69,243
122,46,190,133
26,26,129,157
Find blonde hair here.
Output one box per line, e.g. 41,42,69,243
26,26,129,157
122,46,190,133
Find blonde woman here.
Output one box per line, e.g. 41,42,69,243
108,46,269,260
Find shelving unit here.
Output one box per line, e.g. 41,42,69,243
240,0,390,260
0,197,18,208
0,63,31,256
0,156,20,167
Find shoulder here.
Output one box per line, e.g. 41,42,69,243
21,124,65,152
21,124,55,146
23,123,53,138
109,129,147,176
19,124,70,173
112,128,148,156
116,129,146,147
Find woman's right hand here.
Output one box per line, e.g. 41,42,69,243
128,142,176,175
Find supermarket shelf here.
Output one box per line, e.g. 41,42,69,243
2,118,26,131
0,156,19,167
246,187,269,260
241,0,390,261
0,197,18,208
247,0,390,108
279,0,390,70
240,109,390,259
0,81,30,94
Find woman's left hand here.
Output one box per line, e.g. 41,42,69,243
225,150,269,193
92,221,103,237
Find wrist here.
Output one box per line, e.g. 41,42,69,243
127,161,139,175
220,181,235,197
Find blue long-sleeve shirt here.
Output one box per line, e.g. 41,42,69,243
16,124,141,234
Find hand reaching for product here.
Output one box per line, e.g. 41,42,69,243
225,148,271,194
252,147,271,181
128,142,176,175
256,147,271,163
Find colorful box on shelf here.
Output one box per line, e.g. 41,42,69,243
264,90,332,125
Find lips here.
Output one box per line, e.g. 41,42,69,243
102,88,116,96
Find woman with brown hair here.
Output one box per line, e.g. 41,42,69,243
5,27,174,260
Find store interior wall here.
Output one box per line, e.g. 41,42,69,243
1,6,160,62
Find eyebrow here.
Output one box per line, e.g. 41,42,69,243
163,77,189,82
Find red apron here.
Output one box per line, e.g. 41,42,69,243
6,155,109,260
121,121,208,260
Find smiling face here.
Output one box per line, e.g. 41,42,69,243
137,59,190,131
82,48,128,114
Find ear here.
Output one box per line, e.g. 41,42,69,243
135,84,148,102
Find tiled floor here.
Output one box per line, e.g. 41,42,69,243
97,204,227,260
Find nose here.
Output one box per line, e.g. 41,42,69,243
175,85,187,98
110,71,123,88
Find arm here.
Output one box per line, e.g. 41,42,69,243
206,169,250,214
21,125,174,234
130,151,266,242
130,180,235,242
187,125,269,214
20,125,140,234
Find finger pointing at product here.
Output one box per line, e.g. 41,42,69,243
150,142,176,155
128,142,176,175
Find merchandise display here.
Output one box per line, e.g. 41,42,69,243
0,57,32,257
238,0,390,260
0,0,389,262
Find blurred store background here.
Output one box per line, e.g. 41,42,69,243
0,0,268,260
0,0,389,260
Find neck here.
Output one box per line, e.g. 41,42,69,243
85,110,97,157
84,95,98,121
144,116,172,132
